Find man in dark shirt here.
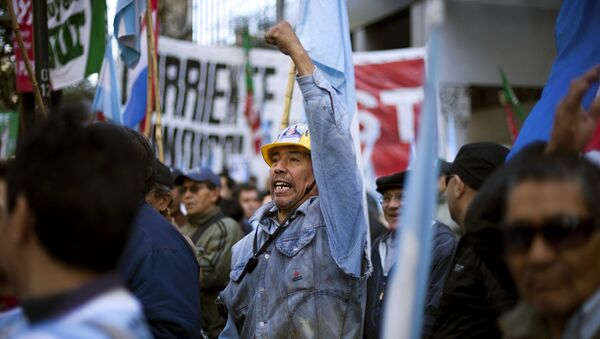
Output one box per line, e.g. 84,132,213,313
119,129,202,338
430,142,513,339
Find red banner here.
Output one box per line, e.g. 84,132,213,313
12,0,34,92
355,49,426,178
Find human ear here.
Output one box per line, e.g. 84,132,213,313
8,195,35,245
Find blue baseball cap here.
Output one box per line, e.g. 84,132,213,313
174,167,221,188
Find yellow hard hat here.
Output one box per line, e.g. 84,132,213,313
261,123,311,166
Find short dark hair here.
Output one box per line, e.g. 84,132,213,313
219,170,235,190
219,197,244,223
7,114,143,272
232,183,259,202
123,128,155,196
504,144,600,223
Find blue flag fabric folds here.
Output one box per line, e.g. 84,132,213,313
296,0,357,127
92,39,122,124
114,0,146,68
509,0,600,158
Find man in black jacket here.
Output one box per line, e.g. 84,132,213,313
430,142,514,339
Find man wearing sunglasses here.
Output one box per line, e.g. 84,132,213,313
177,168,244,338
499,152,600,339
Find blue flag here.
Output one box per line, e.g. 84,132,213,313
296,0,357,126
113,0,157,130
509,0,600,158
382,1,442,338
114,0,146,68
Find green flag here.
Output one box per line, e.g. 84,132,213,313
499,68,526,121
0,111,19,158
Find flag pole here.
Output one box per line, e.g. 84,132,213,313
6,0,47,120
143,9,153,140
145,0,164,162
280,62,296,130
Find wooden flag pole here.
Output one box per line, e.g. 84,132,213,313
280,62,296,130
143,9,153,139
145,0,164,162
6,0,47,120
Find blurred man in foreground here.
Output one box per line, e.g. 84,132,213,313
500,65,600,339
0,115,151,337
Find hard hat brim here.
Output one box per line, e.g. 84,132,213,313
261,142,311,166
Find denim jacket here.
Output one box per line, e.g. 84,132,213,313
219,68,370,338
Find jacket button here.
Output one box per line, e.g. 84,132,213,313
264,254,270,260
259,321,265,327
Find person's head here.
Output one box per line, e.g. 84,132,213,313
123,128,155,197
446,142,509,226
502,150,600,320
219,197,244,223
0,117,142,298
169,168,183,215
375,171,408,230
175,168,221,216
437,159,452,194
261,124,316,219
219,171,235,199
233,183,261,220
145,159,173,217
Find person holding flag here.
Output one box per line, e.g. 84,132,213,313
217,21,369,338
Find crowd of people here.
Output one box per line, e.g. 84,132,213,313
0,21,599,339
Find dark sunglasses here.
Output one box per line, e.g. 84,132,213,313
503,215,597,254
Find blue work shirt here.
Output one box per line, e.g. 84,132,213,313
219,68,370,338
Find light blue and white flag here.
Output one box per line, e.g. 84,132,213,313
113,0,157,130
114,0,146,68
296,0,357,125
382,1,444,338
92,38,122,124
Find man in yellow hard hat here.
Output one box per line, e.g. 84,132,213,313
218,21,369,338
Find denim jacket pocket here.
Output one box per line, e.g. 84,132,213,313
275,228,317,257
229,254,251,282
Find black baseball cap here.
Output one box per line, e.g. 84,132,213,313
154,159,173,189
447,142,509,190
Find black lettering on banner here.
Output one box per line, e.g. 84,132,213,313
161,55,181,119
263,67,275,102
227,65,241,125
208,63,228,125
156,48,257,172
200,62,216,124
193,60,208,122
181,129,196,169
183,59,201,120
162,126,246,172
